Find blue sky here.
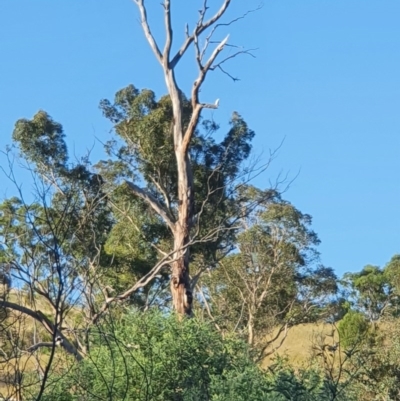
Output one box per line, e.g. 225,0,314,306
1,1,399,276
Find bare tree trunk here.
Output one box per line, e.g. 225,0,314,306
171,173,193,315
171,257,192,315
165,68,194,316
133,0,251,315
171,164,193,315
248,311,254,345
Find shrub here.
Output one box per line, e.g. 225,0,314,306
338,311,369,349
35,311,353,400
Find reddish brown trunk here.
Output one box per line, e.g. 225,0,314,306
171,258,192,316
171,199,193,316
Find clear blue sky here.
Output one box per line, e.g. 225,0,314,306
1,1,399,276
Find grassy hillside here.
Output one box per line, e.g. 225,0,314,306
262,323,340,368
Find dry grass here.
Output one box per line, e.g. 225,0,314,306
262,323,340,368
1,290,77,399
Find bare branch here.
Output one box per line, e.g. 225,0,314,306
163,0,173,64
133,0,163,63
170,0,232,68
210,48,257,81
27,339,62,353
215,65,239,81
198,5,260,69
125,180,176,231
181,35,229,154
196,284,223,333
91,247,182,323
259,322,291,360
0,300,83,361
148,173,172,214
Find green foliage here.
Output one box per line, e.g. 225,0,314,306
338,310,369,349
200,188,336,356
317,317,400,400
343,264,397,321
98,85,256,269
40,312,260,400
4,4,394,398
6,112,125,299
34,312,351,401
6,71,397,401
267,364,353,401
10,111,112,260
384,254,400,304
12,110,68,175
351,319,400,400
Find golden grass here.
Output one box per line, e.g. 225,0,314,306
1,290,78,398
262,323,340,368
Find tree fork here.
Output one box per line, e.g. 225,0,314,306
133,0,250,315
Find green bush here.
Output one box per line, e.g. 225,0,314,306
35,311,353,401
338,310,369,349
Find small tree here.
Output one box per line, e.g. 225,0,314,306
338,311,369,349
198,187,337,359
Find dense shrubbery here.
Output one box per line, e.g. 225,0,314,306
31,311,352,401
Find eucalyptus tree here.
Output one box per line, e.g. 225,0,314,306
0,2,270,398
97,85,259,317
115,0,261,315
0,111,115,361
0,0,264,362
198,187,338,359
342,256,400,322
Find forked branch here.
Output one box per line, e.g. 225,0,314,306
182,34,229,154
125,180,176,231
170,0,232,68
